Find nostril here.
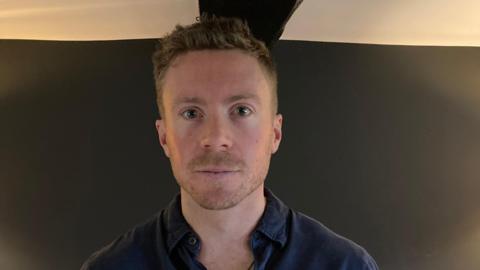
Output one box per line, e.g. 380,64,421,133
200,125,232,149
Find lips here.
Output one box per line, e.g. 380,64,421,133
197,171,238,175
195,168,240,177
196,168,238,173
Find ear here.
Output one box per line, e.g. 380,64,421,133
271,113,283,154
155,119,170,158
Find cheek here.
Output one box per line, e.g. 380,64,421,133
167,124,195,161
241,120,272,157
168,116,271,160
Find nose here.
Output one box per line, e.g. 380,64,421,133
200,114,233,151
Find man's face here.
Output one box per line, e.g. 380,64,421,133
155,49,282,210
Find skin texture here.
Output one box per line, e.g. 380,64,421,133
155,49,282,269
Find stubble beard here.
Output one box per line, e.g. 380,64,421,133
177,168,264,210
174,151,270,210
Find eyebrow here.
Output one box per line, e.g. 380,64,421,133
173,93,260,108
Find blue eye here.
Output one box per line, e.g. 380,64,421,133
181,109,200,119
235,106,252,116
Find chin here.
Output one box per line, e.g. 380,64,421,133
196,197,238,210
189,182,263,211
191,185,243,210
177,168,265,210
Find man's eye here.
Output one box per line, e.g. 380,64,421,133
181,109,200,119
234,106,252,116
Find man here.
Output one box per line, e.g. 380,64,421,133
81,15,378,270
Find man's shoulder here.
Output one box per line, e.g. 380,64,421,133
288,210,379,269
80,212,162,270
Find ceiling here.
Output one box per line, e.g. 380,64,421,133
0,0,479,46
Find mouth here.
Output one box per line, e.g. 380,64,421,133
197,170,237,173
195,170,239,177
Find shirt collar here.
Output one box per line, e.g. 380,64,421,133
254,187,289,247
163,187,290,253
163,192,193,254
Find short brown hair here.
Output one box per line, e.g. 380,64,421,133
152,14,278,118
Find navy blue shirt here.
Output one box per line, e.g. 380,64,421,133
81,188,378,270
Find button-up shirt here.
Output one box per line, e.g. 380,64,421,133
81,187,379,270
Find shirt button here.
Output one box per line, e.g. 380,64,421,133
188,236,197,245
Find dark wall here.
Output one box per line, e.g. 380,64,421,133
1,39,479,270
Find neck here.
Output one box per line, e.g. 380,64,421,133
181,185,266,246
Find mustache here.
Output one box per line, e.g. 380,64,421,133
188,151,244,171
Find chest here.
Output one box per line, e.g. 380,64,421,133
196,245,255,270
199,259,254,270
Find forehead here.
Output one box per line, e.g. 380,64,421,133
162,50,271,105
